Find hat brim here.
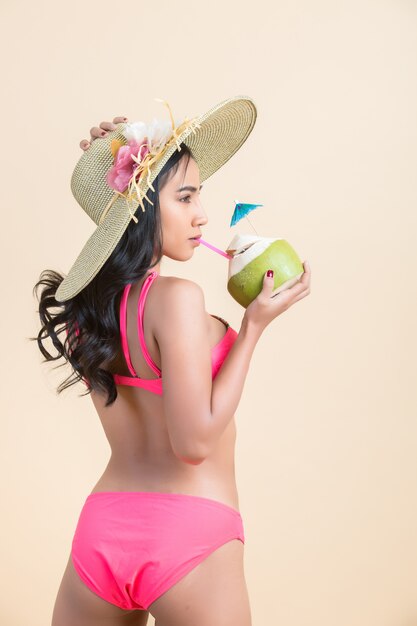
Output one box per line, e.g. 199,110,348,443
55,95,258,302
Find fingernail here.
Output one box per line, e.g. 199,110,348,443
267,269,274,278
101,131,107,136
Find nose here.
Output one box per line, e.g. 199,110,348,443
193,198,208,226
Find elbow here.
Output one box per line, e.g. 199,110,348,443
179,454,206,466
174,442,208,466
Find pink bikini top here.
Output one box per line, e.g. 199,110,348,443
112,271,238,396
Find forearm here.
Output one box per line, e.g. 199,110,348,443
204,317,263,455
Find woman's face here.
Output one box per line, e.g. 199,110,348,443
158,156,208,261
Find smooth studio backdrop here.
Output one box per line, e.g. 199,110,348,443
1,1,416,624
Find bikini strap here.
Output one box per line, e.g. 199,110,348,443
137,271,161,377
119,283,137,377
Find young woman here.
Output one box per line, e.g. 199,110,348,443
34,99,311,626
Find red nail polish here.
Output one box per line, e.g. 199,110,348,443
267,269,273,278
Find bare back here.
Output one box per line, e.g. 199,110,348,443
89,274,240,511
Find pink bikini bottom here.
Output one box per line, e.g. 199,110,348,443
71,491,245,611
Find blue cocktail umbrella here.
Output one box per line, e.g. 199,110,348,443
230,200,263,233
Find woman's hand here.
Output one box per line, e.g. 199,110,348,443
243,261,311,332
79,116,129,151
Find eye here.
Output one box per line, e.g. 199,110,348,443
180,195,192,203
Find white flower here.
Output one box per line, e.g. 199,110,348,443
122,121,147,145
146,118,173,150
122,116,182,151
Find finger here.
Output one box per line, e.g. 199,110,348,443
81,116,128,151
270,287,293,302
273,278,306,299
291,288,310,304
89,125,110,140
271,281,300,298
99,121,117,132
300,261,311,282
270,287,289,299
270,262,310,296
296,271,310,291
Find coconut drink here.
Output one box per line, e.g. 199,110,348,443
225,234,304,308
197,201,305,309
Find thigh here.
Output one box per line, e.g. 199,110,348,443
51,555,150,626
148,539,251,626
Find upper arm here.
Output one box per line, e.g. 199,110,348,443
155,278,212,464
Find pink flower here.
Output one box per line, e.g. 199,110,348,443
106,140,150,193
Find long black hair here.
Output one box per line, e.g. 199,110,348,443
31,143,193,407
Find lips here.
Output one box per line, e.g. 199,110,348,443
189,235,202,240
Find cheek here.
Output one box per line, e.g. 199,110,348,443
159,199,190,242
166,205,186,230
161,213,185,247
160,200,181,226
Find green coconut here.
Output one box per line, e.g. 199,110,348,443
226,234,304,308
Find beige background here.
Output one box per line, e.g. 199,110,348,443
1,0,416,624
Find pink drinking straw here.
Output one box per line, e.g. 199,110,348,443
199,238,233,260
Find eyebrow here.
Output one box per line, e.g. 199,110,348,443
176,184,204,193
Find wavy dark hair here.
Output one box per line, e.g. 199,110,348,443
31,143,193,407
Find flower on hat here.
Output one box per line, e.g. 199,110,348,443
100,99,202,226
106,140,150,194
106,117,180,195
124,118,178,152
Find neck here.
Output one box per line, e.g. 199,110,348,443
150,262,161,274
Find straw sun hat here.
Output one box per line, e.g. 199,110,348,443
55,94,258,303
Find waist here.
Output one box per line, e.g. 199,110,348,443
90,464,240,512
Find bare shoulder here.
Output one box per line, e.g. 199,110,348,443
149,274,206,336
156,274,204,301
150,275,204,312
